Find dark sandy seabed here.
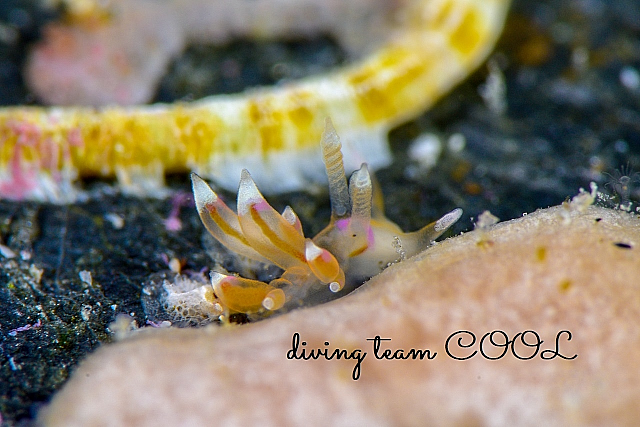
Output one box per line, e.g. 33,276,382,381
1,0,640,424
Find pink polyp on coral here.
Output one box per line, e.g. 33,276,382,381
0,115,84,200
0,121,46,199
190,118,462,318
0,146,37,200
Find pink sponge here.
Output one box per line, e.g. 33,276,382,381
25,1,184,106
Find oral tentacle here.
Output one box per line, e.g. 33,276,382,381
403,207,463,255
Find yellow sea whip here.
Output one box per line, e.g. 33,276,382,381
0,0,510,201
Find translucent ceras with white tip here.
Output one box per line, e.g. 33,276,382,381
192,118,461,316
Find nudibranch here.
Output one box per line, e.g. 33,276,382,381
0,0,511,201
190,119,462,316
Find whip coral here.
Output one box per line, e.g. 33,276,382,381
0,0,511,201
182,119,461,317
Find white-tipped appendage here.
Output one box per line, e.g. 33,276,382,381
305,239,340,284
329,281,342,293
435,208,463,232
262,289,285,311
191,173,217,211
237,169,264,216
282,206,303,235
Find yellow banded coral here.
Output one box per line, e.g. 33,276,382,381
0,0,511,201
191,119,462,316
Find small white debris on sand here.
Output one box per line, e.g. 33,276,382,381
406,133,442,179
475,210,500,230
79,270,93,285
109,314,139,341
29,265,44,283
168,258,182,274
0,244,16,259
104,213,125,229
80,305,92,321
620,66,640,91
447,133,466,153
560,182,598,224
479,59,507,115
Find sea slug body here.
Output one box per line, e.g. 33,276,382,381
0,0,511,201
184,118,461,319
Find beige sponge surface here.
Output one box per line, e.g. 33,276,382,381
40,205,640,426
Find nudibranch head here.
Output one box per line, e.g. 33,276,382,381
191,118,461,317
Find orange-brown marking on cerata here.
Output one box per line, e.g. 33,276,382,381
205,202,250,246
249,204,306,263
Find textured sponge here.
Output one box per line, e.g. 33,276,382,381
40,205,640,426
